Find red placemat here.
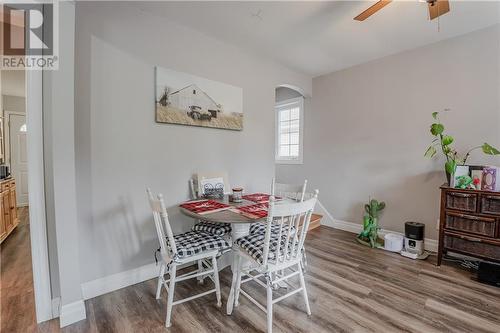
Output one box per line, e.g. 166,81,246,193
242,193,281,203
236,202,269,219
180,200,230,215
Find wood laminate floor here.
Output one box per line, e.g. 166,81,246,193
2,217,499,332
1,207,59,332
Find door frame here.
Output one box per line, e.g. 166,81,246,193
26,70,54,322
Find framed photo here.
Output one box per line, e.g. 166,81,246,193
155,66,243,130
468,165,484,190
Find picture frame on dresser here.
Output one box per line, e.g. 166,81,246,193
438,184,500,266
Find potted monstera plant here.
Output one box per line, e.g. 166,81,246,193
425,111,500,184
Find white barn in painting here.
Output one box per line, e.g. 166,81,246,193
169,84,222,113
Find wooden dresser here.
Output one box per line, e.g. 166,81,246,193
438,185,500,265
0,178,19,244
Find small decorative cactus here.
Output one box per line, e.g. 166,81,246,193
357,199,386,248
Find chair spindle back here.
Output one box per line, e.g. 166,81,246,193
262,190,319,267
271,178,308,202
147,188,177,261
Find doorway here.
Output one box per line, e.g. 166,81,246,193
5,112,29,206
0,5,53,326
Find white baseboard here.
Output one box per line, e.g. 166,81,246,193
51,297,61,318
322,218,438,252
81,262,159,300
60,299,86,328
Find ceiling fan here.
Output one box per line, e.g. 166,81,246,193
354,0,450,21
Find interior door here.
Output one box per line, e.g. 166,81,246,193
9,114,28,206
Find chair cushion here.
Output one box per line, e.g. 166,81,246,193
250,221,295,235
169,231,230,259
192,220,232,236
235,232,296,264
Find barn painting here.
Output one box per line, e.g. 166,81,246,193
155,66,243,130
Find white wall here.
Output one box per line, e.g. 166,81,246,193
275,86,302,103
74,3,311,284
1,70,25,97
277,25,500,240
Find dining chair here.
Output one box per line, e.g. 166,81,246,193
250,178,308,235
189,178,232,237
272,178,307,201
227,190,319,333
147,188,229,327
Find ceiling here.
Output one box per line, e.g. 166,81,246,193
133,1,500,77
1,70,25,97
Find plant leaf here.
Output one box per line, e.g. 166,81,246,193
424,145,437,158
442,135,454,146
432,111,439,120
430,123,444,136
482,143,500,155
445,160,457,175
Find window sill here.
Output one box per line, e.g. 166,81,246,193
275,159,303,165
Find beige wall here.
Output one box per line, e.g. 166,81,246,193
277,25,500,240
2,95,25,113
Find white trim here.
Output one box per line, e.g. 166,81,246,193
321,218,438,252
26,69,53,322
275,96,304,165
52,297,61,318
81,263,159,300
80,257,231,302
59,300,86,328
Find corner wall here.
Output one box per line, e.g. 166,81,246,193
277,25,500,240
74,3,311,285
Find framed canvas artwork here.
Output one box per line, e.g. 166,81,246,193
155,66,243,130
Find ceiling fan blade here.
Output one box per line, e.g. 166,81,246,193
428,0,450,20
354,1,392,21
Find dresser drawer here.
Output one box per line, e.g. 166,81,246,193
445,212,497,237
445,192,477,212
1,182,10,192
481,194,500,216
444,234,500,261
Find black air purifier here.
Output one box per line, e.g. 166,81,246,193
405,222,424,240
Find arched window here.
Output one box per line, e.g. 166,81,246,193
275,87,304,164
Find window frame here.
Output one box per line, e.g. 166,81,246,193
275,96,304,164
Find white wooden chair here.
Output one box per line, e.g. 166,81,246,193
189,176,232,237
271,178,307,202
188,178,232,284
147,188,229,327
226,190,319,333
251,179,309,273
250,178,308,235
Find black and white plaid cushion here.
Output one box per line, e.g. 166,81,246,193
167,231,230,259
192,220,232,236
250,221,295,235
235,232,297,264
